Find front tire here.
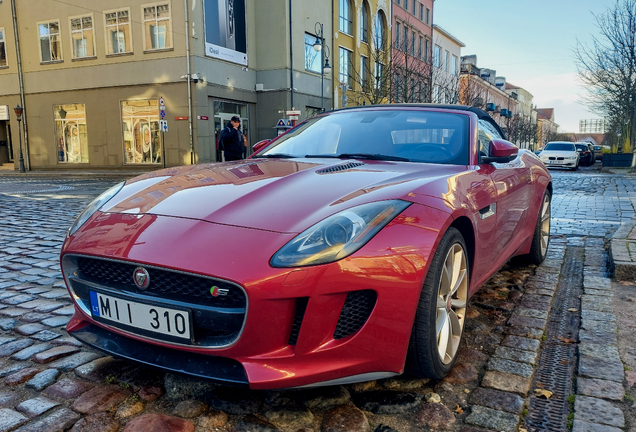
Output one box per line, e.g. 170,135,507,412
406,227,469,379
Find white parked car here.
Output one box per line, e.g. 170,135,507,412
539,142,580,170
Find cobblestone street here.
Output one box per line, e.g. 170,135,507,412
0,166,634,432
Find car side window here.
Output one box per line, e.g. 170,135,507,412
477,119,502,159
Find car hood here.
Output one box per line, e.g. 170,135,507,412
102,159,461,233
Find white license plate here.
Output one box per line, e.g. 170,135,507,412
89,291,191,340
549,160,561,164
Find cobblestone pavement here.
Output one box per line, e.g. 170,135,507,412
0,166,634,432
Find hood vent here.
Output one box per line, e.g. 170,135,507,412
316,162,365,174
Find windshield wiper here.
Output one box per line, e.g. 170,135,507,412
319,153,410,162
253,153,298,159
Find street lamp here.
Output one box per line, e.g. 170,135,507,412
13,105,25,173
313,22,331,112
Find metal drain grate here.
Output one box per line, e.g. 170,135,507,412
524,245,583,432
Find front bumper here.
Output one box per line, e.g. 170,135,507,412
62,205,447,389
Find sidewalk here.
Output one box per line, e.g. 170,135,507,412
610,218,636,281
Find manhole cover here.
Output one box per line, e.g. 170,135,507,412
0,184,75,194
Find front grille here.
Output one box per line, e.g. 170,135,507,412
333,290,377,339
77,257,245,308
316,162,365,174
288,297,309,345
67,255,247,347
548,157,565,161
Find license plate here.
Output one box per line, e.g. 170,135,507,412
549,160,560,164
89,291,191,340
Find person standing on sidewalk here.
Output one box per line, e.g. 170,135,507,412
220,116,245,161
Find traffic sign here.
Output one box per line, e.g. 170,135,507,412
288,115,299,121
175,116,188,120
197,116,209,120
160,111,165,118
159,97,165,105
160,120,168,132
286,110,301,116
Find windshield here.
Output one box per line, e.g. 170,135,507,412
257,109,470,165
575,144,588,151
544,142,575,151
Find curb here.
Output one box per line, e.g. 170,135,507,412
609,217,636,281
0,170,147,178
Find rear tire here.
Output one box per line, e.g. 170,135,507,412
525,190,551,265
406,227,469,379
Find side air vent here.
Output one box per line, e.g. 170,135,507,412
288,297,309,345
316,162,365,174
333,290,377,340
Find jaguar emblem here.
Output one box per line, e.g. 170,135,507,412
133,267,150,290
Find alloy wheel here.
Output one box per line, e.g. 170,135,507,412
435,244,468,364
540,194,551,257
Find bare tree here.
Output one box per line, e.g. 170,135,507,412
507,114,540,150
348,44,393,106
390,16,432,103
576,0,636,167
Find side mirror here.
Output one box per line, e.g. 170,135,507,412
252,139,271,153
481,139,518,164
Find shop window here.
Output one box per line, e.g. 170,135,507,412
0,28,6,67
38,20,62,62
122,100,162,164
70,15,96,59
105,9,132,55
55,104,88,163
143,3,172,51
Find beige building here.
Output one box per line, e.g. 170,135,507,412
431,24,464,104
0,0,333,171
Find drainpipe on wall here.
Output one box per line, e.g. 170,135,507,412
289,0,294,110
184,0,194,164
10,0,29,171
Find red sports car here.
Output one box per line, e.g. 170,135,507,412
61,105,552,389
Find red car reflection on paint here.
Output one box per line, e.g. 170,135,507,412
61,105,552,389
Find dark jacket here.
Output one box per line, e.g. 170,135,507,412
221,121,244,159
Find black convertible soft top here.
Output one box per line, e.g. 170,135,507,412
327,104,507,141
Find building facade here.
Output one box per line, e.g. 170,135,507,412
431,24,463,104
390,0,433,103
331,0,391,108
0,0,333,171
536,108,559,147
459,55,519,133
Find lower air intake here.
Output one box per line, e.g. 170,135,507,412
333,290,377,340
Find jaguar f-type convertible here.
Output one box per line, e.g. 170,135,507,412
61,105,552,389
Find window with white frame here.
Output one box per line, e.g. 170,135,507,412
0,28,6,67
395,22,401,49
361,55,369,91
426,8,430,25
38,20,62,62
375,12,386,50
412,0,416,15
361,1,369,43
305,33,321,73
374,60,383,89
419,36,423,59
105,9,132,55
339,47,352,88
339,0,352,34
122,100,162,164
404,0,408,11
143,3,172,50
70,16,96,59
403,26,408,51
445,50,450,72
420,4,424,21
434,45,441,67
425,39,430,62
411,32,416,57
452,55,458,75
55,104,88,163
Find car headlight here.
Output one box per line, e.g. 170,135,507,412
271,200,411,268
69,182,125,236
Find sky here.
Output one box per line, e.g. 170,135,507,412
434,0,617,132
